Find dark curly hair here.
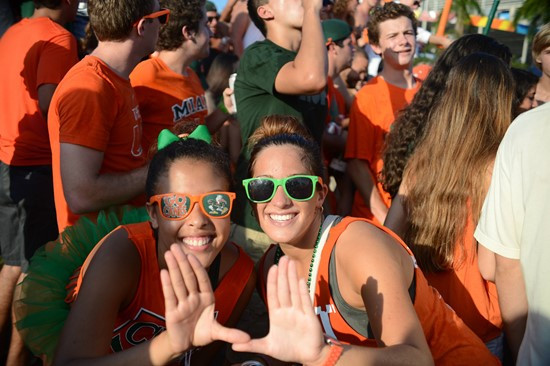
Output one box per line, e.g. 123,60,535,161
156,0,206,51
381,34,511,198
145,122,232,199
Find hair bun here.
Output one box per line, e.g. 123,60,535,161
248,115,312,149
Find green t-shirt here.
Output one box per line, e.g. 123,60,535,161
233,39,327,230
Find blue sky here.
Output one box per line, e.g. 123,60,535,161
211,0,228,13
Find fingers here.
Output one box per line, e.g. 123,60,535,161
164,248,189,300
277,256,291,307
160,269,177,310
287,258,302,309
231,338,268,354
172,245,200,294
266,261,280,310
211,320,251,344
299,278,315,316
187,253,213,294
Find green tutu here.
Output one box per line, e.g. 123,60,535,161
13,206,150,365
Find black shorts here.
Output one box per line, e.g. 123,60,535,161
0,162,58,271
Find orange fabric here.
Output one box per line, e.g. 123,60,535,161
130,58,208,153
425,216,502,342
0,17,78,166
257,218,500,365
48,56,147,231
345,76,420,221
70,222,254,352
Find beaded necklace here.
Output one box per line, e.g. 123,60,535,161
273,223,323,289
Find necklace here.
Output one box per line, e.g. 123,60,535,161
273,223,323,289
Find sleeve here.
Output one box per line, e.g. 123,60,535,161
344,94,375,162
36,31,78,87
415,27,432,45
474,128,521,259
240,43,293,95
57,73,117,152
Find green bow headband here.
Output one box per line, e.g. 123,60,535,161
157,125,212,150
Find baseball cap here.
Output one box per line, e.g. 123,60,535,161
205,1,217,12
322,19,352,45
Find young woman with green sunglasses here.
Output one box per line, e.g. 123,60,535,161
230,115,499,366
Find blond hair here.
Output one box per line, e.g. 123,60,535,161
403,53,513,272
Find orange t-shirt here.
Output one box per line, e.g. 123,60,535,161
425,215,503,342
0,17,78,166
130,57,208,153
345,76,420,222
48,56,147,231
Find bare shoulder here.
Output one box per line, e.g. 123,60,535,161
335,220,414,281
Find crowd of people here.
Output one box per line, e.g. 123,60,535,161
0,0,549,365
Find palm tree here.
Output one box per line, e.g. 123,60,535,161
452,0,483,36
514,0,550,37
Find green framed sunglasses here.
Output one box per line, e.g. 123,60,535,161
242,175,323,203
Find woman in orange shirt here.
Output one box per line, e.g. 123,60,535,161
384,52,514,358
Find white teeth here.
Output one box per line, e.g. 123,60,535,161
269,214,295,222
182,237,211,246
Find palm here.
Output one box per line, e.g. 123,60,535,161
232,257,325,365
161,245,250,355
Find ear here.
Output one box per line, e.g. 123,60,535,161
257,4,274,21
535,54,542,65
146,202,160,229
182,25,198,42
327,43,336,55
316,182,329,210
135,18,147,36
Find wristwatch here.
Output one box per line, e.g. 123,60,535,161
323,335,344,366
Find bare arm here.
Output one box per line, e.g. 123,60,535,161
230,11,250,57
37,83,57,119
347,158,388,223
220,0,239,22
60,143,148,214
494,253,527,361
273,0,327,95
428,34,452,49
54,228,175,365
233,230,433,365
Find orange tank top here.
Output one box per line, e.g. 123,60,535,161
258,217,500,365
71,222,254,353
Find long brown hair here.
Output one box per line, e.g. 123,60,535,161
403,53,513,272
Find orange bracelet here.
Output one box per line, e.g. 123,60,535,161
323,337,344,366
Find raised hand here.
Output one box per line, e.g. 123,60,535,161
160,244,250,356
231,256,326,364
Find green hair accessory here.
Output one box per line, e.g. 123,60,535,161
157,125,212,150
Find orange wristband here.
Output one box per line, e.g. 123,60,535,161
323,337,344,366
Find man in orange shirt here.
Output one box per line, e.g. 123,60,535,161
0,0,79,362
345,2,420,224
130,0,233,153
48,0,165,233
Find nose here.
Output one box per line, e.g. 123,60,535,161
185,201,210,228
270,185,292,208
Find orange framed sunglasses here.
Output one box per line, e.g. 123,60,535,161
148,192,235,220
134,8,170,26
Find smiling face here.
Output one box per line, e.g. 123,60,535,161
371,16,415,70
147,158,231,269
250,144,327,246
